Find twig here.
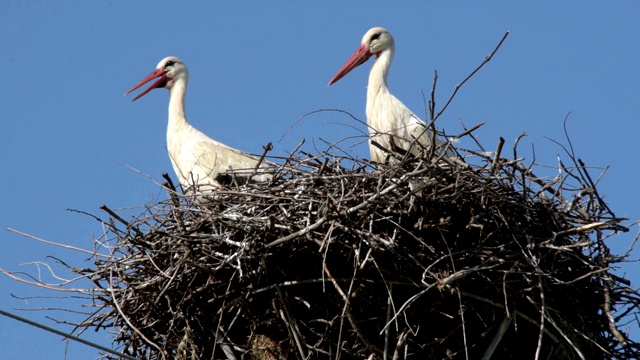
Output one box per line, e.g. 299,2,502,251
99,204,142,236
6,228,100,257
276,286,307,359
266,215,329,248
108,269,166,359
480,316,511,360
433,31,510,122
490,137,505,175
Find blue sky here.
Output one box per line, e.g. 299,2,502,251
1,2,639,359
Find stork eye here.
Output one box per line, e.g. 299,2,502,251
165,60,176,68
371,33,381,41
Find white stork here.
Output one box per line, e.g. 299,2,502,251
125,56,272,192
328,27,457,164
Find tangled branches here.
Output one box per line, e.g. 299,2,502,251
42,132,636,360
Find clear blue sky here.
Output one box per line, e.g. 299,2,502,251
1,2,639,359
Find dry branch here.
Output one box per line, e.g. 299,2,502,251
4,131,637,359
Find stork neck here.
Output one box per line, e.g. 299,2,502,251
168,78,188,129
367,47,394,98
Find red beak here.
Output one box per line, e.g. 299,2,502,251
328,44,374,86
124,68,169,102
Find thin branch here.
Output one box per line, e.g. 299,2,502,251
433,31,510,122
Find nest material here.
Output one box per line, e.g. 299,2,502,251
71,135,640,360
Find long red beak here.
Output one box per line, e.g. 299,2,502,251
124,68,169,102
328,44,374,86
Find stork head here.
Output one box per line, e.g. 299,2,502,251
125,56,189,102
328,27,394,86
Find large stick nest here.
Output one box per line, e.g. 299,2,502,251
69,131,640,360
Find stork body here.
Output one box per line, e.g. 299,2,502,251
126,57,271,192
329,27,456,163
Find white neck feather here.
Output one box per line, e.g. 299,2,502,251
168,78,188,131
367,47,394,100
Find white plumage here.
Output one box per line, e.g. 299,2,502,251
125,56,271,192
329,27,457,164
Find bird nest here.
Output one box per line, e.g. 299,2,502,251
31,127,632,360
